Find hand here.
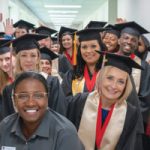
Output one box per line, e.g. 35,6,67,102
116,18,127,24
3,18,14,35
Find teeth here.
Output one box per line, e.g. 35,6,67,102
26,110,37,113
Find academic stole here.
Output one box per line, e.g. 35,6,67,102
96,101,115,149
65,51,73,65
84,65,97,92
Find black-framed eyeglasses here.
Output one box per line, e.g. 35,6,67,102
13,92,48,102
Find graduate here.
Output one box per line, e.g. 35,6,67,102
2,34,67,119
115,21,150,149
35,26,57,49
135,35,150,64
39,47,62,83
13,19,35,38
61,28,106,96
36,26,72,77
0,39,15,121
0,71,84,150
67,52,143,150
51,36,60,54
59,26,77,65
103,24,120,53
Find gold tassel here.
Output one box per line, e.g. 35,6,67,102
73,31,77,66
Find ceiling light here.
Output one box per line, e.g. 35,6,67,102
51,18,74,20
44,5,82,8
49,14,76,17
48,10,79,14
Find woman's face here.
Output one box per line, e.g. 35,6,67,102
80,40,100,65
101,67,127,103
14,78,48,125
0,52,11,73
15,28,28,38
103,33,118,52
40,59,52,75
19,48,39,72
138,37,146,53
62,34,73,49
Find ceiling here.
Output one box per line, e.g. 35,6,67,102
21,0,106,30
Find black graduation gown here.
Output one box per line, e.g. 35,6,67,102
67,93,143,150
58,54,72,78
61,70,91,96
0,94,2,121
2,76,67,119
137,60,150,149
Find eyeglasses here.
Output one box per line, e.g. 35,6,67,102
13,92,48,102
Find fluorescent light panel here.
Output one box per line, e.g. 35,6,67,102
44,5,82,8
49,14,76,17
48,10,78,14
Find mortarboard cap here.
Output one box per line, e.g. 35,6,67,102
51,36,58,44
0,32,5,38
13,19,35,30
104,24,120,38
96,51,143,74
0,39,11,55
115,21,149,37
85,21,107,29
77,28,106,42
40,47,58,61
35,26,57,37
9,34,48,53
59,26,77,40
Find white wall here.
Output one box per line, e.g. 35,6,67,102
79,0,108,29
118,0,150,39
0,0,45,32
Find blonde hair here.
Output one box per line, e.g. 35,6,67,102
95,66,132,103
15,48,41,76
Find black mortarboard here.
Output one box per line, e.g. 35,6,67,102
0,32,5,38
59,26,77,40
35,26,57,37
96,51,143,74
104,24,120,38
10,34,48,53
0,39,11,55
40,47,58,60
85,21,107,29
77,28,106,42
115,21,149,37
13,19,35,30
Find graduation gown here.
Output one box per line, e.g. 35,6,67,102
0,94,2,121
62,69,95,96
2,76,67,118
67,91,143,150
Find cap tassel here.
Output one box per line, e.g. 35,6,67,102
72,32,77,66
101,52,107,68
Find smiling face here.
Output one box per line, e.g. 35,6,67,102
19,48,39,72
100,67,127,104
14,78,48,125
0,52,11,73
62,34,73,49
103,33,118,52
40,59,52,75
119,33,139,56
80,40,100,66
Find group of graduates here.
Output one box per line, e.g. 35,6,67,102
0,18,150,150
